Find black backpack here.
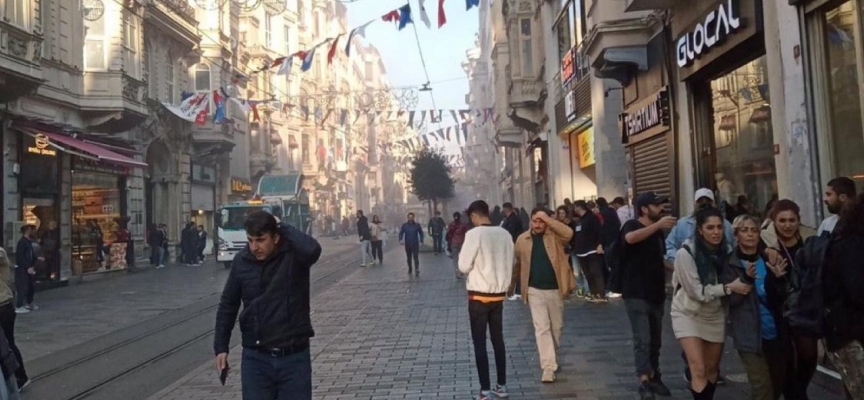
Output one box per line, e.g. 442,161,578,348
606,221,635,293
784,234,831,338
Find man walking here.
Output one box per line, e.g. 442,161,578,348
398,213,424,276
197,225,208,264
501,202,523,300
620,192,677,399
818,177,856,236
213,211,322,400
356,211,372,267
149,225,166,269
458,200,514,400
572,200,606,302
14,225,38,314
428,211,446,255
512,207,574,383
446,212,469,278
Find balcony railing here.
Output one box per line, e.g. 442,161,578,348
152,0,196,23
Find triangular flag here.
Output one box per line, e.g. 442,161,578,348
459,109,470,120
345,20,374,57
382,10,400,24
301,105,309,120
408,111,416,128
450,110,458,124
422,135,430,146
446,127,451,141
436,129,444,140
418,0,432,29
462,122,468,141
300,48,316,72
339,109,348,126
276,56,293,76
398,4,413,30
430,109,438,123
420,110,427,124
466,0,479,10
327,35,342,64
319,109,333,127
353,110,363,125
438,0,447,28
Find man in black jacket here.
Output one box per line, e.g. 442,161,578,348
356,210,371,267
214,211,322,400
501,202,523,300
572,200,606,302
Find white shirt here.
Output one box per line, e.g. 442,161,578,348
617,205,634,223
458,226,514,294
818,215,839,236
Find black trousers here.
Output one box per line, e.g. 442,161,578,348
14,268,33,308
405,244,419,271
0,302,27,382
579,253,606,297
432,234,443,254
371,241,383,262
469,300,506,391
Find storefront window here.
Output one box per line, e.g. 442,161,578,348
821,1,864,184
71,172,123,273
710,55,777,218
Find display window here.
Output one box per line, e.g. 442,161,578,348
702,55,778,219
71,172,124,273
807,0,864,186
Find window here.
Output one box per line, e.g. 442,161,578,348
84,17,106,70
122,11,139,78
520,18,533,77
284,26,292,86
195,64,211,92
166,54,176,103
302,134,310,164
265,13,273,48
5,0,29,28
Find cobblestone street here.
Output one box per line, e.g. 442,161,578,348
146,247,844,400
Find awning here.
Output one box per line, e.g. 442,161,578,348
19,128,148,169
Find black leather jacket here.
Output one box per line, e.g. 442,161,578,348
213,223,322,354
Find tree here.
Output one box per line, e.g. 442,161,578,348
407,147,456,213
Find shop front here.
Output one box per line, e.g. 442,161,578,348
673,0,778,218
229,177,253,201
191,164,216,256
796,0,864,193
71,158,129,274
554,60,594,200
18,131,61,283
621,87,673,205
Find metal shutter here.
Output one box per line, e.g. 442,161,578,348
631,132,672,201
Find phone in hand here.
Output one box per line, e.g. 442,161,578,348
219,362,230,386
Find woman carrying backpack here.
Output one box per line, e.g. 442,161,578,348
761,200,818,399
672,207,752,399
724,214,792,400
821,192,864,398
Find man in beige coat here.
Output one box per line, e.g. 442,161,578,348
511,207,575,383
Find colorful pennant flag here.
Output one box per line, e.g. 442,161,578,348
418,0,432,29
398,4,413,30
438,0,447,27
327,35,342,64
466,0,479,10
382,9,400,24
345,20,374,57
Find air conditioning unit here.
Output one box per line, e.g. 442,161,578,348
5,221,26,249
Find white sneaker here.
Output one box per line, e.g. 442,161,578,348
25,304,38,311
156,264,165,269
608,292,622,299
14,307,29,314
508,294,522,301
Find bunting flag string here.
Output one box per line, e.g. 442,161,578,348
439,0,447,27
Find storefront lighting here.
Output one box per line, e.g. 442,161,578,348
198,210,204,215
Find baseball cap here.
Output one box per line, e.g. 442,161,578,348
694,188,715,202
634,192,670,209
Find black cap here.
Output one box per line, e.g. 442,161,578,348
635,192,670,209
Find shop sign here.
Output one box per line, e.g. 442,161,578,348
561,47,575,85
231,177,253,194
27,134,57,157
577,127,595,168
676,0,742,68
72,157,128,175
622,88,670,140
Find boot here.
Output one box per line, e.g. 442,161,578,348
689,384,710,400
704,381,717,399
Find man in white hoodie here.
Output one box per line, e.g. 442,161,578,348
458,200,515,400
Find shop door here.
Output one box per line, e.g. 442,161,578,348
630,133,673,209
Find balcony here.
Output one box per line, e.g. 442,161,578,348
81,72,149,132
507,78,543,107
0,21,44,102
144,0,199,50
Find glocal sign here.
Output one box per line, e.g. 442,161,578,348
676,0,742,68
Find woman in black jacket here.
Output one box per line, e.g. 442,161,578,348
723,215,790,400
823,192,864,399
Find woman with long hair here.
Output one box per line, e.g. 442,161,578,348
672,207,751,399
823,192,864,398
762,200,818,399
724,214,791,400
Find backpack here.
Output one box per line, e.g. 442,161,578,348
784,234,831,338
606,220,636,293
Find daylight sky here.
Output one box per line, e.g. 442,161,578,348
344,0,479,155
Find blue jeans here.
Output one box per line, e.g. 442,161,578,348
241,348,312,400
570,254,589,294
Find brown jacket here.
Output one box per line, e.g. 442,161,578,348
513,219,575,302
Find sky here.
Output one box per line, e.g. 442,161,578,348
343,0,479,155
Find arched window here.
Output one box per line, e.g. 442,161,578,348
195,64,211,92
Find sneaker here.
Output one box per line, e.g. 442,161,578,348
14,308,29,314
638,381,656,400
716,375,727,385
25,303,39,311
477,390,493,400
17,378,30,392
608,292,622,299
649,374,671,396
360,263,366,267
542,369,555,383
156,264,165,269
490,384,509,398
